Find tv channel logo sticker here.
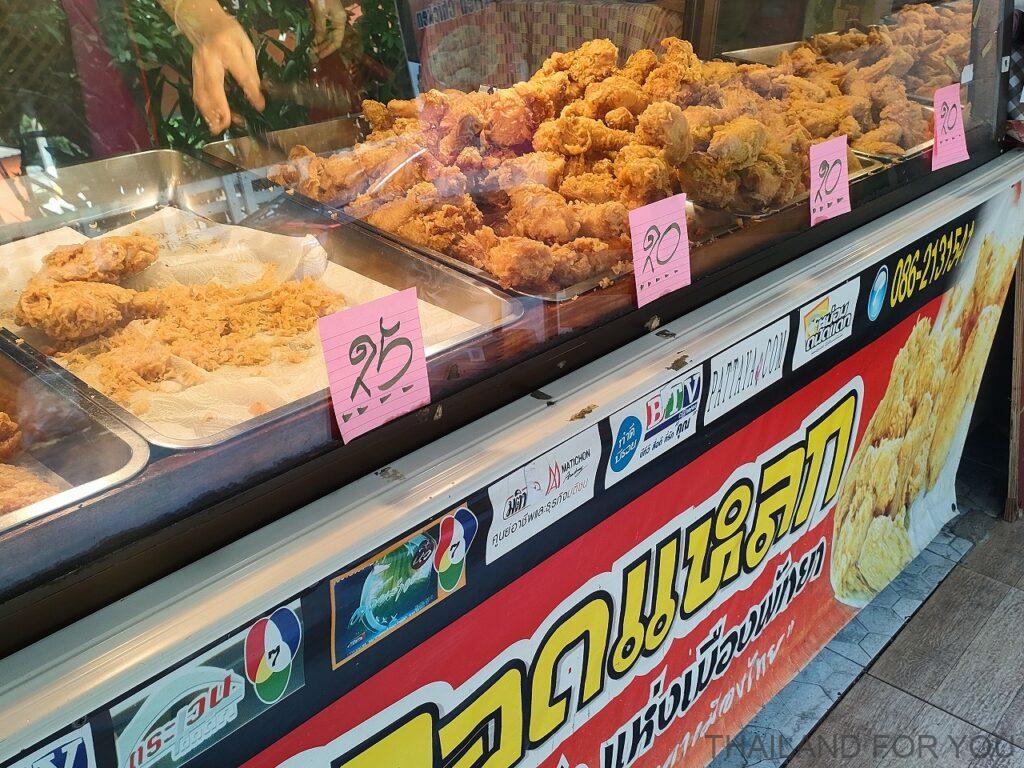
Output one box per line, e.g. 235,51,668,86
606,366,702,487
793,278,859,369
7,725,96,768
868,265,888,321
434,505,478,592
244,606,303,704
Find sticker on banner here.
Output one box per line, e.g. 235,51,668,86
629,193,691,307
330,505,476,668
111,602,304,768
6,725,96,768
318,288,430,442
932,84,969,170
705,317,789,423
792,279,859,368
486,426,601,563
809,135,851,226
606,366,702,486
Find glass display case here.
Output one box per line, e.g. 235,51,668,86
0,0,1014,654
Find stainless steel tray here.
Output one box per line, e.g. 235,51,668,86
0,333,149,533
722,41,802,65
1,151,523,451
850,107,935,163
207,119,745,301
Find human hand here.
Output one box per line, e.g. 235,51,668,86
310,0,348,60
191,14,265,133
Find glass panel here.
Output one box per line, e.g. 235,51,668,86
0,0,1004,609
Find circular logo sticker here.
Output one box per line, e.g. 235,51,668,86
434,506,477,592
868,265,888,321
610,415,643,473
244,606,302,704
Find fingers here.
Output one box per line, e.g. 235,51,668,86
193,48,231,133
312,0,346,59
224,37,266,112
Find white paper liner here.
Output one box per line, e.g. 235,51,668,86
0,207,480,443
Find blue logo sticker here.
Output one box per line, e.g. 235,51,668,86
610,415,643,472
867,265,888,321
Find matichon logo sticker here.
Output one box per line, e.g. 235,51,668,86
606,365,702,486
485,426,601,564
111,602,304,768
792,279,859,369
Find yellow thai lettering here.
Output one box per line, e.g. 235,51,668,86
609,557,649,677
440,666,524,768
644,535,680,653
792,391,856,529
528,596,611,745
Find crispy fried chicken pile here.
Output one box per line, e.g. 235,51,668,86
271,23,942,290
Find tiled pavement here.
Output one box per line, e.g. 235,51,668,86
708,455,1014,768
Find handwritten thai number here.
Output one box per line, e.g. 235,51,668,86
376,317,414,391
815,158,842,201
642,222,682,274
348,333,378,400
940,101,959,135
348,317,414,401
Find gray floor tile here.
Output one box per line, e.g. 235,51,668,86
931,588,1024,735
875,696,1024,768
788,676,924,768
870,567,1010,701
946,508,1002,547
958,520,1024,587
995,685,1024,750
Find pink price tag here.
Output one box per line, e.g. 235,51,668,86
809,135,851,226
318,288,431,442
629,193,691,308
932,84,969,170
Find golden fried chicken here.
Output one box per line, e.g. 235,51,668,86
533,116,634,157
613,145,674,206
582,76,651,119
16,279,165,342
637,102,693,165
852,121,905,155
571,200,630,240
478,237,556,289
42,236,158,284
0,411,21,461
706,117,767,169
482,83,555,149
550,238,625,285
559,172,621,204
620,49,660,85
0,464,59,514
485,152,566,194
506,185,580,244
604,107,637,131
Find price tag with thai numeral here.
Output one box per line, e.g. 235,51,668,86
318,288,430,442
629,193,692,308
932,84,969,170
809,135,851,226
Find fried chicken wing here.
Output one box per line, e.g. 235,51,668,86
0,412,21,462
506,185,580,244
559,172,621,204
583,76,651,118
0,464,59,514
533,116,634,157
637,102,693,165
15,279,165,342
42,236,159,284
478,237,556,289
706,117,767,169
550,238,626,285
571,200,630,240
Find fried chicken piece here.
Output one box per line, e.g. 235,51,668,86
642,60,705,108
637,102,693,165
583,76,651,118
604,107,637,131
42,236,159,284
15,279,165,342
361,99,393,132
661,37,700,67
614,145,674,206
567,39,620,89
706,117,767,169
559,172,621,204
571,200,630,240
852,121,904,155
880,100,931,148
679,153,740,210
478,236,556,289
485,152,566,194
362,182,483,242
447,225,501,267
482,83,555,149
550,237,626,284
0,412,21,461
533,116,634,157
620,49,659,85
395,204,485,254
506,184,580,244
0,464,59,514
